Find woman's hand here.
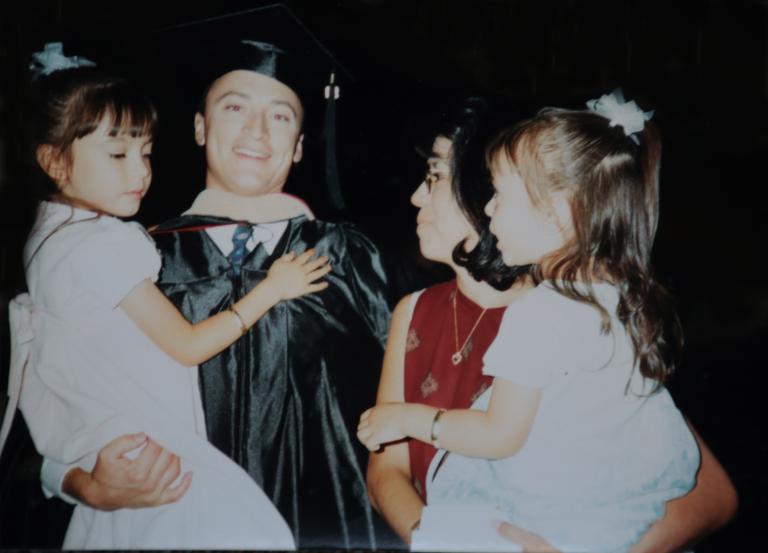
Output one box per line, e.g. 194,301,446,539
357,403,411,451
265,249,330,300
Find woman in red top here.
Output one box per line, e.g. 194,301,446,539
366,98,737,551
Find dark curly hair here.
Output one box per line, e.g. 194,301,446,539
432,97,530,290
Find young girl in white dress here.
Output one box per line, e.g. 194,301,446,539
3,43,331,549
358,91,700,552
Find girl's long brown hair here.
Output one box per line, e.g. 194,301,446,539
487,108,681,389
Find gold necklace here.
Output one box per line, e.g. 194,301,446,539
451,288,487,365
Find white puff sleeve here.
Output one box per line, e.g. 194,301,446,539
68,220,161,308
482,285,615,389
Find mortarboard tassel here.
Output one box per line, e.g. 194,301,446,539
324,72,346,211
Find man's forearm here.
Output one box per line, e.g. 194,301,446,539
629,426,737,553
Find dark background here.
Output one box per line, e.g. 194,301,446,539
0,1,765,550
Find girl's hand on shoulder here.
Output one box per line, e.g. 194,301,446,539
266,248,331,300
357,403,408,451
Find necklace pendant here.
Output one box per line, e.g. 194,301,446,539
451,352,462,365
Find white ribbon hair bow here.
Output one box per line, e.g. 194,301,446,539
30,42,96,77
586,89,654,144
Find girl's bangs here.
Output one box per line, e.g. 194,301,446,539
75,83,157,139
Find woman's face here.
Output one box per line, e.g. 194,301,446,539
410,136,478,265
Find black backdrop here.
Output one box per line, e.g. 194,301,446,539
0,1,765,550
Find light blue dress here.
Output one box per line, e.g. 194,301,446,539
415,283,699,553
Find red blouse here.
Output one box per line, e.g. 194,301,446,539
403,280,506,500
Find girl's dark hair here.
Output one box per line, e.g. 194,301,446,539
486,108,681,387
434,97,530,290
20,64,157,266
24,65,157,202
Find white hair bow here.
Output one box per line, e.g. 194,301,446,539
30,42,96,76
586,89,654,144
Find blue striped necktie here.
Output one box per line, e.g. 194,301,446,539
228,223,253,276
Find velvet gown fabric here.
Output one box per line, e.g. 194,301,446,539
151,213,393,549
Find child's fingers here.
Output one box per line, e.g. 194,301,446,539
303,255,329,271
304,282,329,294
294,248,316,264
306,265,332,282
282,251,296,261
356,428,379,451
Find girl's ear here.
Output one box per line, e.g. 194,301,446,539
36,145,69,189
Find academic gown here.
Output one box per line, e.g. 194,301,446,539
151,213,393,549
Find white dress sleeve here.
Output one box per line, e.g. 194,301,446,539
482,285,614,389
68,221,161,308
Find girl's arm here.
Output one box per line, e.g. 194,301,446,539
365,295,425,544
121,249,330,367
627,424,737,553
359,375,541,459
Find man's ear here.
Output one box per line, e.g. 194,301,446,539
194,113,206,146
292,134,304,164
36,144,68,188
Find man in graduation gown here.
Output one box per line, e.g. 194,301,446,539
38,38,394,549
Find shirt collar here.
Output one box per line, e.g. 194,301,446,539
183,189,315,224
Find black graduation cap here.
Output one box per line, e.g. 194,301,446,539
154,3,351,210
155,4,350,107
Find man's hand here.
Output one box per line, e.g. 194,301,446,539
63,433,192,510
495,520,560,553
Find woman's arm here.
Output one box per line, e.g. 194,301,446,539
359,376,541,459
628,424,738,553
366,295,424,544
121,250,329,367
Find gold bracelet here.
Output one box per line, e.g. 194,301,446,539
229,306,248,335
430,408,446,448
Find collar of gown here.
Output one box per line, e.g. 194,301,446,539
183,189,315,223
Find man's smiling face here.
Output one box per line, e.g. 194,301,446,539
194,70,304,197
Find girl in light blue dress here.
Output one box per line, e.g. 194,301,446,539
358,91,699,552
